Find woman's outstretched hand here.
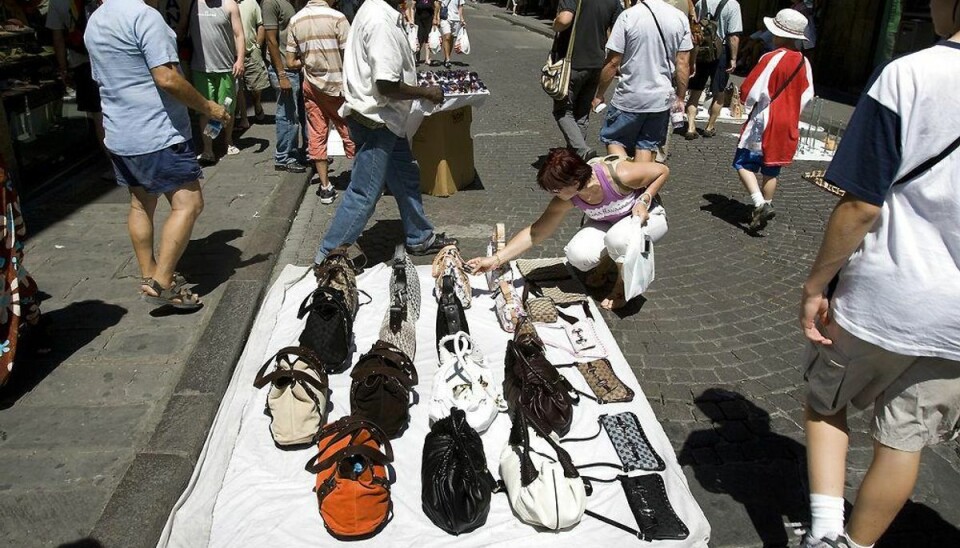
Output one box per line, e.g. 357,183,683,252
466,256,499,273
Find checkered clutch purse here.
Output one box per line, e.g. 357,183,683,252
599,411,665,472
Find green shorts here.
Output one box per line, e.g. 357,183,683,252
193,71,236,105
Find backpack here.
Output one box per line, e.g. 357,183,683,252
416,0,433,8
696,0,730,64
307,416,393,539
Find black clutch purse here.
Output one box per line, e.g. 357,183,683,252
585,474,689,542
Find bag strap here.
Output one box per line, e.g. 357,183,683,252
389,250,408,330
704,0,729,22
554,0,583,62
314,417,395,461
253,346,328,390
522,409,580,478
298,286,349,319
747,55,805,124
306,443,393,474
584,508,650,541
640,0,672,72
892,133,960,187
351,345,418,387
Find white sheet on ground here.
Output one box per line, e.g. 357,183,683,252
158,264,710,547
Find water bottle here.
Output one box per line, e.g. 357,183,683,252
203,96,233,139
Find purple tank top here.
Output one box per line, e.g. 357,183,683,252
570,164,640,223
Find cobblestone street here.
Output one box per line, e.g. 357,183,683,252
278,6,960,547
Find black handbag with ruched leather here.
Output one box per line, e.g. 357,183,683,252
421,407,496,535
503,318,579,437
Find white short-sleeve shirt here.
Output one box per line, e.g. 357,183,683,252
341,0,417,137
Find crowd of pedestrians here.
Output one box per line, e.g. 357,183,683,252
52,1,960,546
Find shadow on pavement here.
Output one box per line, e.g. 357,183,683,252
877,500,960,547
58,538,103,548
356,220,405,266
235,135,271,154
177,229,270,297
0,300,127,409
700,193,765,238
679,388,808,547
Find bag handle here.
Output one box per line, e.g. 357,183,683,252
746,55,806,125
584,508,651,541
314,418,395,462
893,133,960,187
521,409,580,479
298,286,350,319
371,341,418,384
253,346,328,390
552,0,583,63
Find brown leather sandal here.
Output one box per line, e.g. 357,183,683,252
140,278,202,310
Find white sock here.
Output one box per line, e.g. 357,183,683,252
809,493,845,541
750,191,766,207
844,532,873,548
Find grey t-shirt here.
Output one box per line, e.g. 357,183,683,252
695,0,742,41
262,0,296,69
607,0,692,113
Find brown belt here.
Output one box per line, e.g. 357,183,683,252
349,111,386,130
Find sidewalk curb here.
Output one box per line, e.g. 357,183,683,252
89,169,312,548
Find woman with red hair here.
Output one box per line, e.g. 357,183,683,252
467,149,669,309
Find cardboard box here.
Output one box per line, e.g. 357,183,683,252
411,106,475,197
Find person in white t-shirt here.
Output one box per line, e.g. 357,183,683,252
434,0,465,68
311,0,458,269
799,2,960,547
592,0,692,162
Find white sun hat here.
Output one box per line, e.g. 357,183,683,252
764,8,809,41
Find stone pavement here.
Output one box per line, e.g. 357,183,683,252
281,6,960,547
0,111,311,546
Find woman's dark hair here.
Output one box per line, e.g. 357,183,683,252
536,148,592,193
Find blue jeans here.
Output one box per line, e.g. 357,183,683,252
314,120,435,264
268,67,306,166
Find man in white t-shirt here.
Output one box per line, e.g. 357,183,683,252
684,0,741,139
434,0,465,68
312,0,458,269
592,0,692,162
799,3,960,546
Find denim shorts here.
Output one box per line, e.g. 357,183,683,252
732,147,782,177
111,141,203,194
599,106,669,153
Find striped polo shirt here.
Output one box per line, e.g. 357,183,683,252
286,0,350,95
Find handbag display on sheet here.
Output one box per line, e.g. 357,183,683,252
306,416,394,540
499,410,588,530
252,346,329,446
541,0,582,99
422,408,497,535
429,332,507,433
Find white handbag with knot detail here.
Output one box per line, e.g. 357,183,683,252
428,332,507,433
499,411,587,530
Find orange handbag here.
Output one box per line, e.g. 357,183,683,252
306,416,394,539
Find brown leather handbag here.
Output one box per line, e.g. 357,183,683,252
503,317,579,437
306,416,394,539
350,341,419,438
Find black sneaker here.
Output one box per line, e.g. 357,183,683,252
275,162,307,173
406,232,458,256
317,185,337,204
749,202,776,231
800,533,850,548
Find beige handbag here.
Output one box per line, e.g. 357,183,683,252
541,0,582,100
254,346,329,446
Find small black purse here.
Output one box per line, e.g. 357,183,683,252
586,474,689,542
436,274,469,356
421,407,496,535
298,286,353,373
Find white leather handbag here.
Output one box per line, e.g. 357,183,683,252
499,411,587,530
253,346,329,446
429,332,507,433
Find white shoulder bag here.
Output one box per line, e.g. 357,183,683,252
429,332,507,433
499,411,587,529
253,346,329,446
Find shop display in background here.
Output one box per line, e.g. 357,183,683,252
0,12,96,194
417,70,488,96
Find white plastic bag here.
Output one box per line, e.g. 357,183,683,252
455,27,471,55
406,23,419,53
428,26,442,54
622,217,655,301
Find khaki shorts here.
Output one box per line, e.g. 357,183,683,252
243,47,270,92
804,321,960,452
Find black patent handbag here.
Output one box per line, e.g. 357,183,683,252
436,274,469,356
421,407,496,535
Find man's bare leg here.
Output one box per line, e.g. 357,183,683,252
761,174,778,201
806,405,849,498
128,188,159,282
685,89,703,136
705,91,726,133
198,114,214,160
152,181,204,290
314,159,330,189
846,443,922,546
251,89,264,119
